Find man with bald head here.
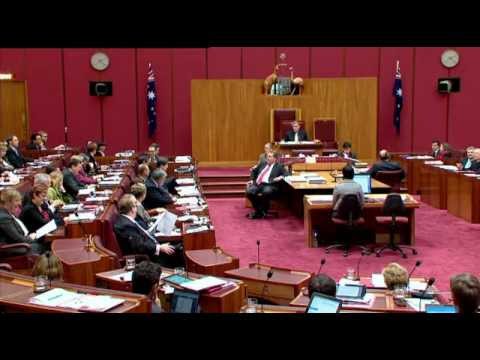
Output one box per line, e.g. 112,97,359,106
367,149,405,179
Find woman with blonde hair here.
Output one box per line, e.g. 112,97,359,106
32,251,63,280
48,170,73,206
382,262,408,290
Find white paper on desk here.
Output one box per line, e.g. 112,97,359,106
285,175,306,182
424,160,443,165
109,271,133,282
308,195,333,202
175,197,199,205
85,196,110,202
409,280,428,291
406,155,434,160
185,225,209,234
149,210,177,235
339,293,375,306
176,178,195,185
60,204,81,212
371,273,387,288
64,294,125,312
78,188,93,196
67,212,96,222
102,176,122,181
181,276,226,291
154,229,182,237
177,214,198,222
338,278,362,286
405,298,438,312
35,219,57,238
464,173,480,177
99,180,121,186
175,156,191,163
30,288,78,307
435,165,458,171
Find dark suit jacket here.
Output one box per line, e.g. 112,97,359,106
26,143,41,151
6,147,30,168
63,168,85,199
19,201,59,235
460,157,473,170
85,152,99,175
284,129,308,142
432,149,441,159
367,160,405,179
143,177,174,210
113,215,157,258
470,160,480,172
250,162,288,189
338,150,357,160
0,208,32,246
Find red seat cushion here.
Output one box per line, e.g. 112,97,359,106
332,217,365,225
375,216,409,225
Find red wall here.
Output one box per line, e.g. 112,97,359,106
0,47,476,155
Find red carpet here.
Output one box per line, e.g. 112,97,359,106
207,197,480,292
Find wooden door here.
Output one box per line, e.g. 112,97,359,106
0,80,29,143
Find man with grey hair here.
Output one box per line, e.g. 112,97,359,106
284,121,309,142
469,148,480,172
367,149,405,179
143,168,176,210
456,146,476,170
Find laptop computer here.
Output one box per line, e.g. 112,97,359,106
305,292,342,313
171,289,200,313
425,304,457,313
353,174,372,194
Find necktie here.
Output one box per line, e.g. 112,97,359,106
256,164,271,185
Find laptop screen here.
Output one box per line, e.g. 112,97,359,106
353,174,371,194
425,304,457,313
171,289,200,313
306,293,342,313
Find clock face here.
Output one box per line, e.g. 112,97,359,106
91,52,110,71
441,50,459,68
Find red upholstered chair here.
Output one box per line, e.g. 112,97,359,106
373,170,406,193
0,243,36,270
270,108,302,142
375,194,417,258
313,118,337,150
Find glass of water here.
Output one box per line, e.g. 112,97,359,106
246,298,258,313
33,275,49,293
125,256,136,271
346,267,356,280
174,267,185,276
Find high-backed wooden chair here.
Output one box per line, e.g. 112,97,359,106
313,118,337,150
270,108,302,142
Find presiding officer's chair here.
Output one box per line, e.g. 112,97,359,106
325,194,369,257
375,193,417,259
373,170,406,193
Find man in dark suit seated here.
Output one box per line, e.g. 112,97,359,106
246,151,288,219
6,135,32,168
367,149,405,179
62,157,86,200
143,169,176,210
456,146,475,170
431,140,441,159
338,142,357,160
284,121,308,142
26,133,43,151
470,148,480,172
114,194,183,268
156,157,178,194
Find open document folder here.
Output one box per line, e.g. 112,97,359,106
35,219,58,238
148,210,178,235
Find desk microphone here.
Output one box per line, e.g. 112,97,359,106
407,260,422,288
256,240,261,267
356,252,366,281
45,251,52,289
419,277,436,312
74,211,89,241
261,269,274,313
317,258,326,275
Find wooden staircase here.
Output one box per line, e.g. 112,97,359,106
199,173,250,198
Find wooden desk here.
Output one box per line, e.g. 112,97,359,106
420,163,448,209
395,156,431,195
0,270,149,313
276,142,324,156
185,248,239,276
446,172,480,223
181,223,216,250
224,263,312,305
51,237,118,286
304,194,419,248
96,267,246,313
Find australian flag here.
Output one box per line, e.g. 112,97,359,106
393,62,403,134
147,63,157,137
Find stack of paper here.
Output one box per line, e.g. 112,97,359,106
307,176,326,184
181,276,226,292
176,186,200,197
176,178,195,185
405,298,438,312
285,175,306,182
436,165,459,172
108,271,133,282
175,197,199,205
424,160,443,165
29,288,125,312
85,196,110,202
339,293,375,306
177,214,199,222
371,273,387,288
175,156,192,163
66,212,96,222
59,204,82,212
405,155,434,160
78,188,94,196
185,225,209,234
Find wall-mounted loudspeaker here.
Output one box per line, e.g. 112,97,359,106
438,78,460,93
89,81,113,96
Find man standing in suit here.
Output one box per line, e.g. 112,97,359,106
62,157,86,200
143,169,176,210
6,135,32,168
114,194,183,268
431,140,442,159
457,146,475,170
246,152,288,219
284,121,308,142
367,149,405,179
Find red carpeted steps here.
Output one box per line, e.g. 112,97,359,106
198,167,250,198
